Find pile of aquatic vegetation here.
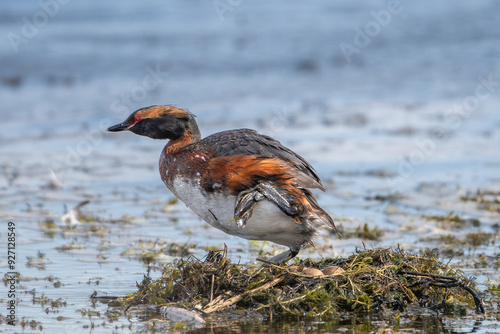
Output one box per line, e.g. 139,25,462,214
116,247,484,320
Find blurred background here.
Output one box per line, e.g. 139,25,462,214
1,0,499,332
1,0,499,190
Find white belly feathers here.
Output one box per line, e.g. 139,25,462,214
168,177,306,248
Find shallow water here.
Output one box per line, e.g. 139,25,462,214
1,0,500,332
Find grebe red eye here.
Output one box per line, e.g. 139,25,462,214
135,116,142,122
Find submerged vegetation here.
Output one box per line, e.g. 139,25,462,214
421,212,480,230
336,223,385,241
115,247,484,323
460,189,500,213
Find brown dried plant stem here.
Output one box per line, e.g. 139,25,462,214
203,275,285,314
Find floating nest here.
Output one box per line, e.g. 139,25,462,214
116,247,484,321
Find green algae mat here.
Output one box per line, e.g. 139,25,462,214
112,247,484,323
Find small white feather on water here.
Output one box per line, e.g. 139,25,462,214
61,200,90,226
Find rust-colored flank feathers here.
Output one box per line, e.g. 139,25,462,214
201,155,291,194
108,105,335,264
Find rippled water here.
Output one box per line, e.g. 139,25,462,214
1,1,500,332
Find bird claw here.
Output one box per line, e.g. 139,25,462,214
233,183,300,228
234,187,264,228
236,219,246,229
254,193,265,201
